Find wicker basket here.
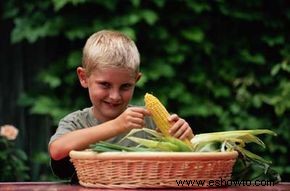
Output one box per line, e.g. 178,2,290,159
69,150,238,188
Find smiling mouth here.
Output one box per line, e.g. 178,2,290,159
104,101,121,107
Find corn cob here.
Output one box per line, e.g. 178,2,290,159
144,93,193,148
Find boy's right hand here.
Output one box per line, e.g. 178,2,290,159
116,107,151,131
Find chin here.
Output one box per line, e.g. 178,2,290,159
101,105,126,119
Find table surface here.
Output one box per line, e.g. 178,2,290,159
0,182,289,191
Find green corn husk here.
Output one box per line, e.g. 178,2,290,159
234,144,272,165
191,129,276,152
161,137,193,152
192,129,279,182
127,137,180,152
89,128,280,182
90,141,153,152
122,128,193,152
118,128,162,145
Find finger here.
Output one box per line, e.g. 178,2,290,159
130,117,146,126
172,123,188,138
126,118,145,129
130,107,151,116
169,118,185,134
168,114,178,123
125,108,146,119
130,111,145,119
179,128,193,140
127,122,144,129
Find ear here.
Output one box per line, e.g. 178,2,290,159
135,72,142,82
77,67,88,88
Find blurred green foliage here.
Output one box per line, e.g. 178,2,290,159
3,0,290,181
0,135,29,181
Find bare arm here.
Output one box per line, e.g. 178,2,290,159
49,107,150,160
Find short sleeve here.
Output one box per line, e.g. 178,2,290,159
49,108,96,145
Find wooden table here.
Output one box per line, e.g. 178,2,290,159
0,182,289,191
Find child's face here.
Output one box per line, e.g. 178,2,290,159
80,67,140,122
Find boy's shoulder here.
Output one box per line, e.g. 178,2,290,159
61,107,92,121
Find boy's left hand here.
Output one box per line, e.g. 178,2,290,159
168,114,194,140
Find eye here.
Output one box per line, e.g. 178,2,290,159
121,83,133,91
98,82,111,89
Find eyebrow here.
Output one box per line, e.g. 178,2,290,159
95,80,134,85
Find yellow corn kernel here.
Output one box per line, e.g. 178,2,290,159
144,93,193,148
144,93,171,137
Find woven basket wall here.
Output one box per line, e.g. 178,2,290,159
70,150,238,188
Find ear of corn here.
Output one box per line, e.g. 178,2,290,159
127,137,180,152
127,135,192,152
162,137,193,152
191,129,276,151
117,128,162,144
144,93,193,148
89,93,280,183
144,93,171,137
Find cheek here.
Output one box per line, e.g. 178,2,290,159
122,90,134,101
88,87,107,101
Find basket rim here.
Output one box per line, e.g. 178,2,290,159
69,150,238,161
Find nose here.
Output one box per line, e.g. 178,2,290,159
109,89,121,101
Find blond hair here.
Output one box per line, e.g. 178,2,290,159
82,30,140,76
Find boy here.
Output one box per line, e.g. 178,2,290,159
48,30,193,182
